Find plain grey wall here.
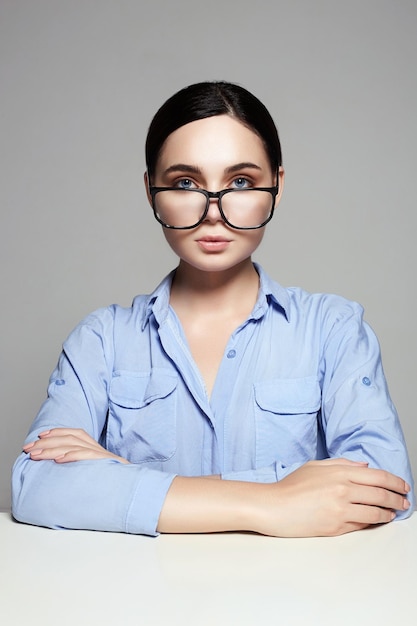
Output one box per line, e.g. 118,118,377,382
1,0,416,511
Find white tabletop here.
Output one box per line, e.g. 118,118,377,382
0,511,415,626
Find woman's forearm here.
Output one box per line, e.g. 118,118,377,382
157,460,412,537
156,475,264,534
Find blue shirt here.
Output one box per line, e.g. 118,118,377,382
12,264,414,535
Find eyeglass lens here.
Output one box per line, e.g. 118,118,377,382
154,189,273,229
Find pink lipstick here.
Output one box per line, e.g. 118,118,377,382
196,235,231,252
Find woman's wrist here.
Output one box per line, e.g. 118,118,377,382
157,475,265,534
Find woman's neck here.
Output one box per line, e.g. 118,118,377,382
170,258,260,315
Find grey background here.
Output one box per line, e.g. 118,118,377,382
1,0,416,511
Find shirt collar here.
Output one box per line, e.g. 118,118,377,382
141,263,290,330
252,263,290,321
141,270,176,330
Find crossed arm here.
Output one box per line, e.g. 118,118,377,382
22,428,411,537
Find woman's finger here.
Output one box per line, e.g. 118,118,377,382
25,433,102,454
29,444,88,461
38,428,96,444
54,449,128,464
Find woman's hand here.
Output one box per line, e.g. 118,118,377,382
254,458,411,537
22,428,129,464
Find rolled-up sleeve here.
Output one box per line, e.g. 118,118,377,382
12,309,176,536
320,305,415,517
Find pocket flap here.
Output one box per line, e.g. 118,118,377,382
254,377,321,414
109,369,178,408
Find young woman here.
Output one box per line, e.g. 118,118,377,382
12,81,414,537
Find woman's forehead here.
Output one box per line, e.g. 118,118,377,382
156,115,270,172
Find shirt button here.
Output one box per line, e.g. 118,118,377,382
362,377,371,386
227,349,236,359
55,379,66,386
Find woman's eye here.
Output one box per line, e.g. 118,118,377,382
232,177,250,189
176,179,195,189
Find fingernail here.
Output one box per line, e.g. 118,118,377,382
30,449,43,456
403,498,410,510
405,482,411,493
39,430,50,437
23,442,35,451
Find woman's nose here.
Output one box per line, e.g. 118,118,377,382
204,196,223,223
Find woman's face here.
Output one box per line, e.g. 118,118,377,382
145,114,284,274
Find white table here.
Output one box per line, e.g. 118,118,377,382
0,511,415,626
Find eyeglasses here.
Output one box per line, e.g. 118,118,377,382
149,185,279,230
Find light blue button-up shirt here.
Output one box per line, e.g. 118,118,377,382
12,265,414,535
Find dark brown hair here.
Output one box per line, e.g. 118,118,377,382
145,81,282,181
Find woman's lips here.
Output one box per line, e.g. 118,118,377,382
196,236,231,252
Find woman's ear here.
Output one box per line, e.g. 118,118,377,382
275,167,285,207
144,171,152,206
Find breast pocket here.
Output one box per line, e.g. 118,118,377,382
254,376,321,467
107,368,178,463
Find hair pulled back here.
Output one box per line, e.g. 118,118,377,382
145,81,282,181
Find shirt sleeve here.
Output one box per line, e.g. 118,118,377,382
319,303,414,518
11,310,176,536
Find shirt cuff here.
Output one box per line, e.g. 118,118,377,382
222,462,305,483
125,467,177,536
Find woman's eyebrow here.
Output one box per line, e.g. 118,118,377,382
224,162,262,174
162,164,202,176
162,162,262,176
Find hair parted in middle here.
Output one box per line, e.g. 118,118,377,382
145,81,282,182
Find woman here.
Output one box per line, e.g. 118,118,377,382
12,81,414,537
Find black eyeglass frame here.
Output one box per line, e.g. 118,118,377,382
149,185,279,230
